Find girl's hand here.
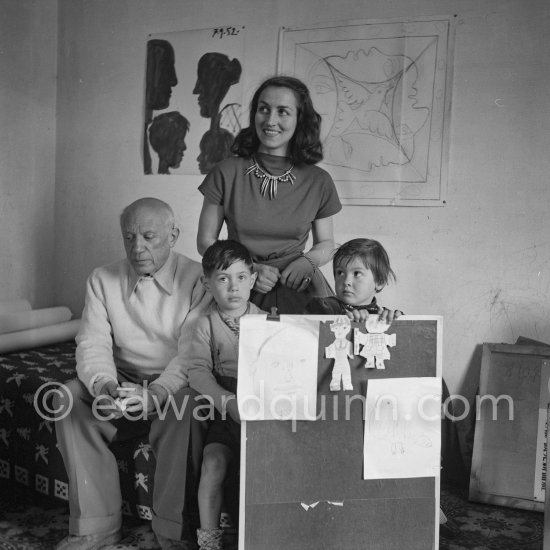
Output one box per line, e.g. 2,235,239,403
378,308,404,325
253,263,280,294
344,308,371,323
345,307,403,325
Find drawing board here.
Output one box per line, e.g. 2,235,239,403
239,315,442,550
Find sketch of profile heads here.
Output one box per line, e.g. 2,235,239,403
144,39,179,175
148,111,190,175
193,52,242,119
146,39,178,111
196,127,235,174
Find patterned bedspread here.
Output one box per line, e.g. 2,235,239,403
0,340,153,520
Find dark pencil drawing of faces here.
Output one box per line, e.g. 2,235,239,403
149,112,190,175
193,52,242,174
144,39,178,174
146,39,178,111
196,129,235,175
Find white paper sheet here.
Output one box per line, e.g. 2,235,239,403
0,319,81,354
237,315,319,421
364,377,442,479
0,306,72,335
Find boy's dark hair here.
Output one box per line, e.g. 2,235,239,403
231,75,323,165
202,239,253,277
333,238,396,289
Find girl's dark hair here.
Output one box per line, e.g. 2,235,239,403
333,238,396,289
231,76,323,165
202,239,253,277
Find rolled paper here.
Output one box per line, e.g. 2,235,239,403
0,319,81,354
0,299,32,315
0,306,73,335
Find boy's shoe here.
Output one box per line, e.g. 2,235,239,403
197,528,224,550
55,529,122,550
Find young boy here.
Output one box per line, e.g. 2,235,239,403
305,238,400,321
186,239,264,550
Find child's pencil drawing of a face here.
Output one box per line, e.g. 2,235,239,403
251,322,318,419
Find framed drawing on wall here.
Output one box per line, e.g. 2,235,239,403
277,16,456,206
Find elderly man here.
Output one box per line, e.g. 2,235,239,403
55,197,211,550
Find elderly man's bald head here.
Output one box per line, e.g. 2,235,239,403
120,197,175,229
120,197,180,275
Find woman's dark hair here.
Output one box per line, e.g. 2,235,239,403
231,76,323,165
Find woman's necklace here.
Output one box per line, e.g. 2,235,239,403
245,156,296,199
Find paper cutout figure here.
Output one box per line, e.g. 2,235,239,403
354,315,396,369
325,316,354,391
364,377,442,479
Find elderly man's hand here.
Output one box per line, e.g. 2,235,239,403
100,380,120,398
115,381,169,416
95,380,124,419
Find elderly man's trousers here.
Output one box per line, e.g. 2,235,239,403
55,379,204,540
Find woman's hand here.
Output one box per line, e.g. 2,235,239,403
280,256,315,291
253,262,280,294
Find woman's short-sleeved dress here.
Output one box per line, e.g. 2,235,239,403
199,152,342,313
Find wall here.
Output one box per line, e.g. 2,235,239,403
0,0,58,308
54,0,550,407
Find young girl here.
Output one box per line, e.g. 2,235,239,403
308,238,461,530
305,238,401,322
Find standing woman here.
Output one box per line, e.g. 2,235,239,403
197,76,342,314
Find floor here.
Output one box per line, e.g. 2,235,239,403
0,484,544,549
